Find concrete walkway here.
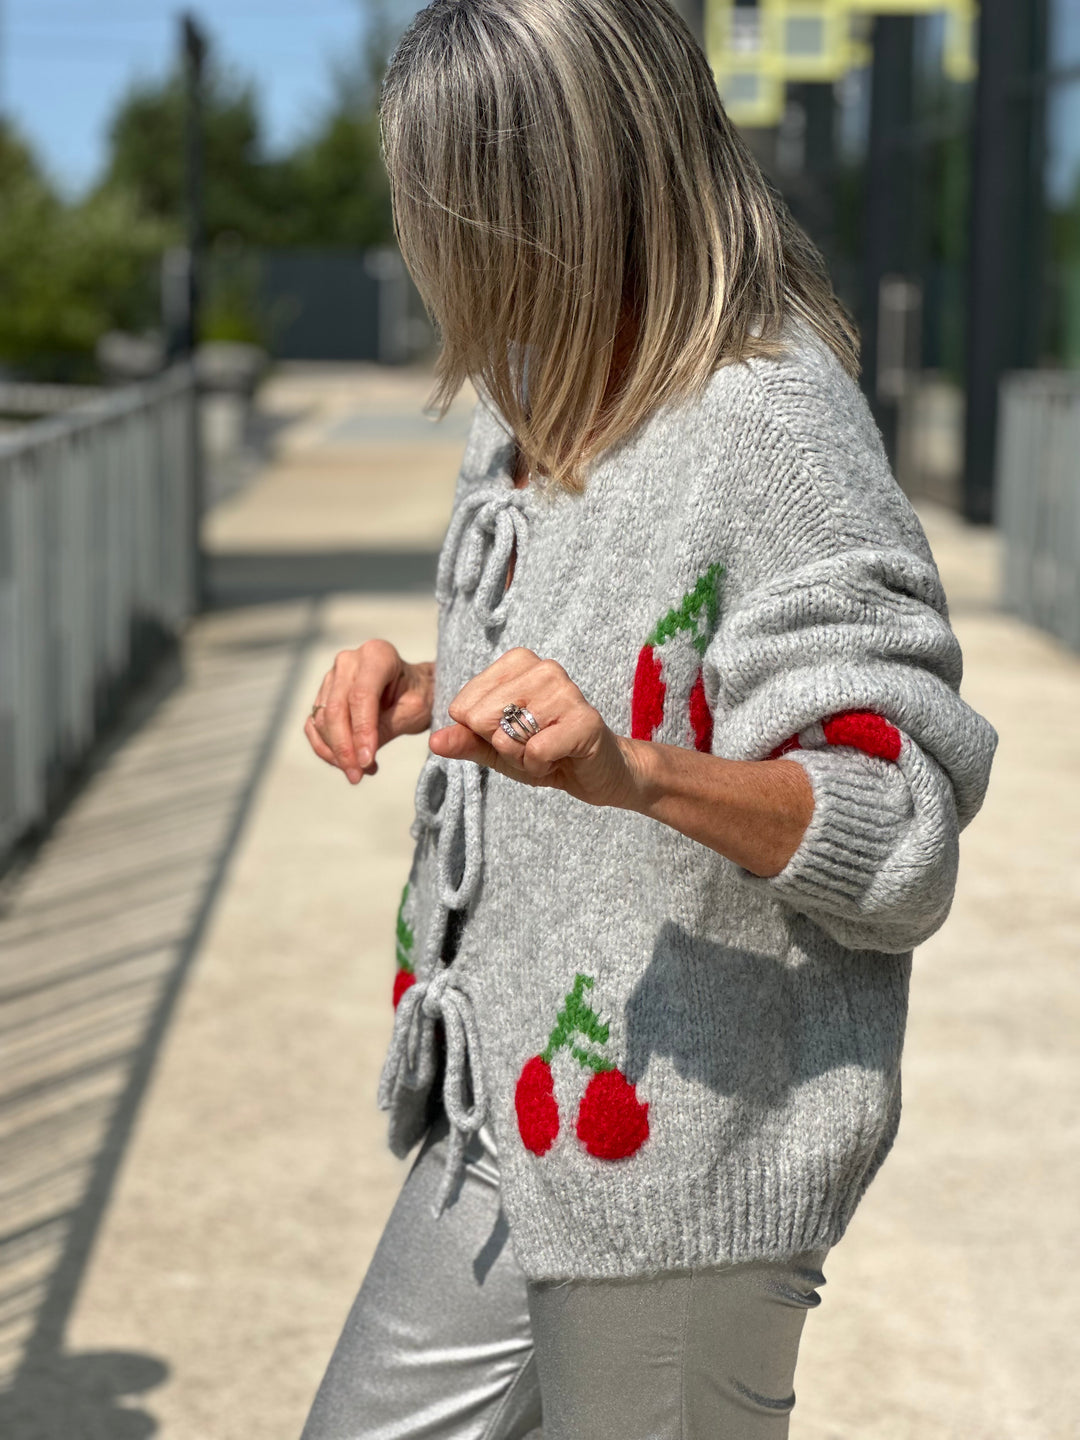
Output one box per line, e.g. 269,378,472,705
0,364,1076,1439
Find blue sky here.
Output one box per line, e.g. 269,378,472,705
2,0,418,198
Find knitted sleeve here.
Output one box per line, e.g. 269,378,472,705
701,544,999,954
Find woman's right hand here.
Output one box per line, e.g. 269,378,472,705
304,639,435,784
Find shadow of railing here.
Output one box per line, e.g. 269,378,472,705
206,547,440,608
0,596,322,1436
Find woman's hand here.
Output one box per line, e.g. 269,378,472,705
430,646,815,876
305,639,435,784
429,648,638,809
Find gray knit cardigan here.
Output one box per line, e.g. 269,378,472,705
377,316,999,1282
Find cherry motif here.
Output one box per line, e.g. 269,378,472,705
515,1056,559,1155
631,644,666,740
514,974,649,1162
576,1068,650,1160
630,565,723,750
393,968,416,1009
822,710,902,762
392,882,417,1009
688,668,713,752
767,710,904,764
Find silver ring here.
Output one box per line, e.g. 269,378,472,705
499,702,539,743
513,705,541,736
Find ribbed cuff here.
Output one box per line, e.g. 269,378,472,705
739,746,911,914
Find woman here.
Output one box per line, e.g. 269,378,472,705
300,1,998,1436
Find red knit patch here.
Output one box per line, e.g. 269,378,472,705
392,969,416,1009
689,668,713,752
631,644,665,740
515,1055,560,1156
575,1068,650,1160
768,734,802,760
823,710,902,763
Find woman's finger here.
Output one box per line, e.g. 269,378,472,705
317,694,362,780
305,715,379,781
347,646,401,767
449,658,577,746
518,704,596,770
303,672,333,753
304,716,341,768
429,721,500,769
319,645,394,779
446,648,540,723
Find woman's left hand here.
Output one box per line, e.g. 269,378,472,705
429,648,637,809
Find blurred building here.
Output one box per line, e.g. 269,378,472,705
702,0,1080,523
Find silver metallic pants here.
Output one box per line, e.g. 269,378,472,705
300,1112,829,1440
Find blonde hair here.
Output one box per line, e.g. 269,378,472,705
380,0,859,493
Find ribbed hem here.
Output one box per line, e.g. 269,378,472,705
739,746,908,916
499,1130,883,1283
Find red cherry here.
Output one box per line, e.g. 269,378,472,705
689,667,713,752
575,1068,649,1160
515,1055,560,1155
822,710,902,763
631,644,665,740
393,969,416,1009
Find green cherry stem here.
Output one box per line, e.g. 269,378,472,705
540,973,611,1067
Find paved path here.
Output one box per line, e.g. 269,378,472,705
0,364,1076,1439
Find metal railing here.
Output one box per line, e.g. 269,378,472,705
0,365,198,865
996,371,1080,654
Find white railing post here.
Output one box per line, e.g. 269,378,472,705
0,365,200,866
996,372,1080,654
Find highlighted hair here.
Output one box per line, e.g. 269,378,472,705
380,0,858,492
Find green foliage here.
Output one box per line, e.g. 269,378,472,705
96,9,397,249
1047,169,1080,368
0,4,408,380
98,64,271,245
0,122,169,378
277,0,400,247
201,235,266,345
0,125,43,193
275,109,393,248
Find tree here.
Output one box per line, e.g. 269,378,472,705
97,55,271,245
0,120,169,379
96,4,407,250
0,123,44,194
0,3,415,377
265,1,406,247
272,89,392,248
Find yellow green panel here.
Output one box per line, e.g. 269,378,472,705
705,0,977,117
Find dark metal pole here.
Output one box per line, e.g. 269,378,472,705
182,14,207,358
801,82,836,180
962,0,1048,525
182,13,208,610
861,16,916,465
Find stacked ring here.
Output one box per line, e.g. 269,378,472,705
499,703,540,743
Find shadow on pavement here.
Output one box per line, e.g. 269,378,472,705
206,548,440,607
0,1351,168,1440
0,599,323,1434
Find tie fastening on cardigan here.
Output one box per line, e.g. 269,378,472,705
377,965,487,1217
380,475,525,1206
380,753,487,1214
411,754,485,909
434,485,531,630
